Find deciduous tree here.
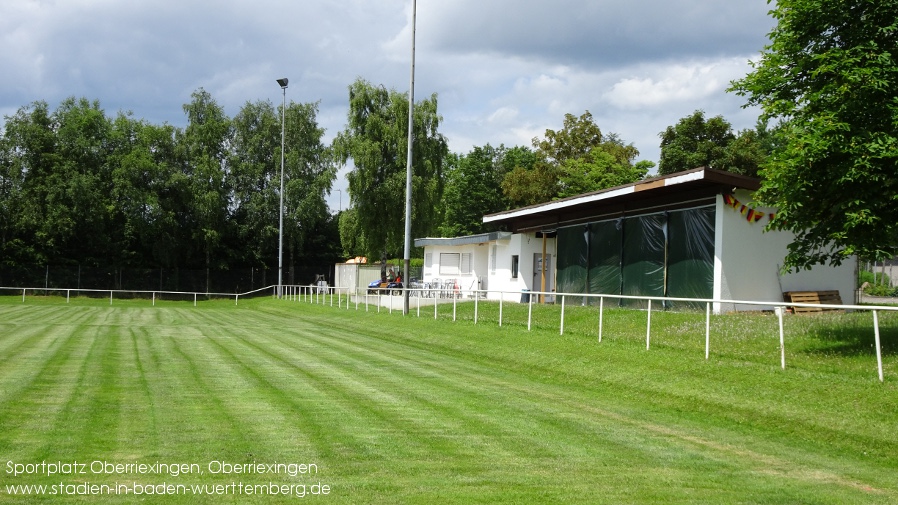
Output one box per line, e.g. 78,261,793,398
334,78,448,259
729,0,898,269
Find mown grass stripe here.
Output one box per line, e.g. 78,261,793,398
0,298,896,504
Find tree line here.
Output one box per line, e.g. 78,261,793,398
1,79,766,280
0,90,338,285
4,0,897,280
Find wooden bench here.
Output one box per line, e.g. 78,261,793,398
782,290,843,313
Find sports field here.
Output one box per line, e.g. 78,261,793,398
0,295,896,504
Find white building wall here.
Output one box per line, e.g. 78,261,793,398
422,243,487,294
486,233,556,302
714,191,856,312
421,233,557,302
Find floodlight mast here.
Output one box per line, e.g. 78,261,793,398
277,78,288,298
403,0,416,314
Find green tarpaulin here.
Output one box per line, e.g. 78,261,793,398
555,206,715,308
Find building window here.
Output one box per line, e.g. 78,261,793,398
460,253,472,275
439,253,460,275
511,255,519,279
440,252,472,275
424,253,432,276
490,246,497,274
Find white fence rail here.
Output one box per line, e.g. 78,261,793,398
283,284,895,384
4,283,892,383
1,285,277,306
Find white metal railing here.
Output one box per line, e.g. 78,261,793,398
2,285,277,306
5,282,891,383
285,284,895,384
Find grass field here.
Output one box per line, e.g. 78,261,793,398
0,295,896,504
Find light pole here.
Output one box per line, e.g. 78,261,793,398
403,0,416,314
277,77,288,298
335,188,342,212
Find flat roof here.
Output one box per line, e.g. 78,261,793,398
414,231,512,248
483,167,760,232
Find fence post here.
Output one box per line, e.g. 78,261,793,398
194,293,197,307
874,310,884,383
499,293,503,327
598,296,604,343
646,299,652,350
528,293,533,331
474,292,479,324
67,289,70,303
453,295,457,322
22,289,25,302
777,306,786,369
153,292,156,307
705,302,711,360
560,295,565,335
110,291,114,306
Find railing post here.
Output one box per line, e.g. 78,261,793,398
474,291,479,324
499,293,503,327
527,292,533,331
560,295,565,335
777,306,786,369
705,302,711,360
874,310,884,383
598,296,604,343
646,299,652,350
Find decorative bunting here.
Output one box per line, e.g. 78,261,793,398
723,194,773,225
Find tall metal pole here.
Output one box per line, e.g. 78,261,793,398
277,78,288,298
403,0,416,315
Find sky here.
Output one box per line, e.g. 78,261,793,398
0,0,776,212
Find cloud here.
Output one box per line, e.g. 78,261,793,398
604,57,752,109
421,0,772,67
0,0,776,209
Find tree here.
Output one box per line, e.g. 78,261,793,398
439,145,512,237
502,111,648,205
180,89,233,288
229,99,281,268
334,78,448,260
729,0,898,270
658,110,767,177
281,101,337,281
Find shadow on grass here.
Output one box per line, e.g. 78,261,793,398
802,317,898,357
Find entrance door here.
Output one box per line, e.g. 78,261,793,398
533,253,554,303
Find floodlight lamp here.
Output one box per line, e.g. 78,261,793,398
277,78,289,88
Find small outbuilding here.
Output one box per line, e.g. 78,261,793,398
415,168,856,312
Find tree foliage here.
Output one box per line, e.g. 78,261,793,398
439,145,516,237
501,111,649,206
658,110,768,177
729,0,898,270
334,78,448,259
0,91,337,282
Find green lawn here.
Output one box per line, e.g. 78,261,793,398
0,295,896,504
